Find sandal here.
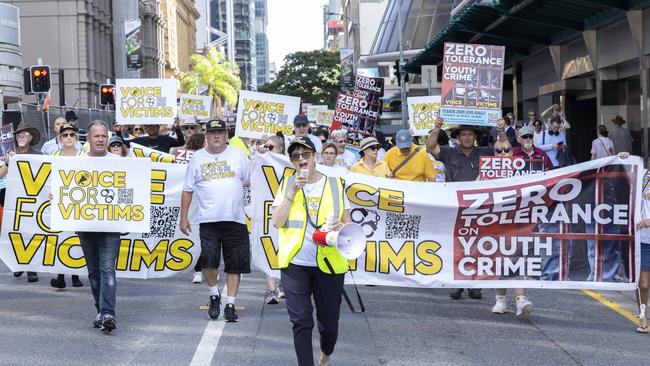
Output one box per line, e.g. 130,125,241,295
637,304,648,333
636,326,648,333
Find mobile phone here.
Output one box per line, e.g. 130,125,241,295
299,169,309,179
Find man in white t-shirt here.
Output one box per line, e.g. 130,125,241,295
180,118,251,323
331,129,357,168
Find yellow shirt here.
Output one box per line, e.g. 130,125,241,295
384,145,437,182
350,159,391,178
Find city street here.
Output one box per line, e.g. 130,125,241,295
1,262,649,366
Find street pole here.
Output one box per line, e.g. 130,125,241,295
226,0,235,62
398,0,408,128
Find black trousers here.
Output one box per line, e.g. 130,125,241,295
281,264,345,366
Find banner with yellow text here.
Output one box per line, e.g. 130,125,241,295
0,155,201,278
250,153,642,290
407,96,441,136
116,78,177,125
179,93,211,120
235,91,300,139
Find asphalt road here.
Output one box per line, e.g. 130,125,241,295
1,262,649,366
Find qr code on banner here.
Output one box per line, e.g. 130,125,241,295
243,186,251,207
117,188,134,204
385,212,421,239
143,207,179,238
156,97,167,107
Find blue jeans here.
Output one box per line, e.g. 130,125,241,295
77,232,121,316
585,223,621,281
537,222,571,281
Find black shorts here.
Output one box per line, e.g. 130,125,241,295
199,221,251,274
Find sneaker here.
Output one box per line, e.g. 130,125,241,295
208,295,221,320
224,303,239,322
449,288,463,300
492,296,507,314
265,290,279,305
468,289,482,299
276,285,285,299
515,296,533,317
50,275,66,289
93,313,103,328
192,272,203,284
13,271,23,278
27,272,38,283
71,275,83,288
101,314,117,332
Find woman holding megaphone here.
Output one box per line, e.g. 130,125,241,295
272,136,352,366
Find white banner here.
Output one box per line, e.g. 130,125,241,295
407,95,441,136
179,93,212,119
250,153,643,290
235,91,300,139
116,78,177,125
0,155,201,278
316,109,335,127
129,142,176,163
307,105,328,122
50,157,151,233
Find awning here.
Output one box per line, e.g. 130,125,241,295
404,0,650,74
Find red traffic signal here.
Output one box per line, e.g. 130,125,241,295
25,65,51,94
99,84,115,106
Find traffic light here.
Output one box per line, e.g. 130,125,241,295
23,65,51,94
99,84,115,106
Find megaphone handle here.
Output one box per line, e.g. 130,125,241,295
323,257,366,313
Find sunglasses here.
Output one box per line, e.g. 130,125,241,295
520,134,534,140
109,142,123,148
182,126,196,130
60,132,77,138
289,151,313,161
367,145,380,151
134,128,143,131
263,144,275,150
495,148,511,154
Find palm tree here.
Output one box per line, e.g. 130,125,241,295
180,48,241,117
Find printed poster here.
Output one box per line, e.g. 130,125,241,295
235,90,300,139
125,18,143,71
316,109,335,127
116,78,177,125
440,43,504,127
307,105,328,122
179,93,212,120
407,96,441,136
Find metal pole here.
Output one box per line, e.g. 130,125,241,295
59,69,66,106
226,0,235,62
398,0,408,128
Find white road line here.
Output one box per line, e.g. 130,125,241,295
190,320,225,366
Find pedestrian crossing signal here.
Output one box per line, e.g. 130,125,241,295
99,84,115,106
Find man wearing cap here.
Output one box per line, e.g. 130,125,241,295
41,116,83,155
169,119,200,160
180,118,251,322
65,110,88,143
272,136,351,366
384,129,436,182
0,121,43,283
512,125,554,172
292,114,323,161
351,137,391,177
131,124,185,153
609,115,632,154
427,120,492,300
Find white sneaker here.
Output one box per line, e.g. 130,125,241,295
192,272,203,284
492,295,507,314
277,285,285,299
515,296,533,317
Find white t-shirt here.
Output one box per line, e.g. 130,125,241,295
272,175,350,267
183,146,250,224
335,149,357,168
590,137,614,159
41,137,83,155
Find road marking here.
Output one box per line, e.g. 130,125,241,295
190,320,225,366
581,289,639,325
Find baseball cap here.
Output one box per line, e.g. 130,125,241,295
519,125,535,136
59,123,79,134
205,118,227,131
287,136,316,154
293,114,309,125
108,134,124,146
395,129,413,149
65,110,78,122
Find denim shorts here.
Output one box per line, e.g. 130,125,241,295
642,243,650,271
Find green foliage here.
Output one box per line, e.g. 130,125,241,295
258,50,341,108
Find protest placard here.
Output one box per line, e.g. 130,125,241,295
129,142,176,163
307,105,328,122
479,156,546,180
50,157,152,232
0,124,14,189
235,90,300,139
440,43,504,127
331,93,379,133
173,147,195,164
407,96,441,136
116,78,177,125
178,93,211,120
316,109,335,127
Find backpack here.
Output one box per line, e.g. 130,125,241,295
556,145,576,167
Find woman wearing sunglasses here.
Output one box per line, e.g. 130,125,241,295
257,135,285,155
350,137,391,178
107,135,129,157
50,123,84,289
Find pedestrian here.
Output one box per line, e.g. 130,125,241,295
128,125,144,139
490,134,534,317
292,115,323,161
65,111,88,143
111,121,129,140
532,119,545,145
351,137,391,178
0,122,42,283
169,119,200,157
321,143,337,168
41,116,82,155
609,115,632,154
427,119,492,299
330,130,357,168
314,127,329,145
271,136,351,366
524,109,537,127
107,135,129,157
636,169,650,333
384,129,436,182
76,120,121,332
541,104,571,131
180,118,251,322
536,117,566,168
131,124,185,153
512,125,554,172
490,117,518,147
591,125,615,160
257,135,285,155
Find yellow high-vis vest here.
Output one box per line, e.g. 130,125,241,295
277,175,349,274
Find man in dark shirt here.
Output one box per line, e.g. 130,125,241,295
131,124,185,153
427,118,492,300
